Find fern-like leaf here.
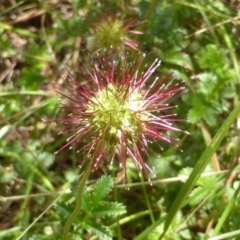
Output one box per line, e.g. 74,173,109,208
83,220,113,240
92,175,114,206
91,201,126,218
55,201,74,223
82,188,93,214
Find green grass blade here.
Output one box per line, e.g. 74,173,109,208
211,182,240,236
160,100,240,239
0,91,52,97
208,229,240,240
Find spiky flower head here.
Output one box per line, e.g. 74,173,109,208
89,15,143,51
44,53,186,182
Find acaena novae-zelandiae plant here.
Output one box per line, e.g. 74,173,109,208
43,52,187,239
43,52,187,183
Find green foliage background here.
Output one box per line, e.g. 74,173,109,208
1,0,240,239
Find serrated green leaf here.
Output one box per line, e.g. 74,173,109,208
188,186,211,206
91,201,126,218
55,201,74,221
178,167,193,181
69,233,85,240
82,188,93,213
221,85,236,99
197,175,218,187
178,167,219,187
83,220,113,240
195,44,228,69
165,52,193,70
187,95,220,126
197,73,218,96
92,175,114,206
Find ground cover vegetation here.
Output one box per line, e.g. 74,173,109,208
1,0,240,239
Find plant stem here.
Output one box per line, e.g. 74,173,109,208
136,0,158,47
113,183,122,240
62,160,93,240
140,174,155,223
143,0,158,23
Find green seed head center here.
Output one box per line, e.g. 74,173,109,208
96,19,126,48
87,84,147,140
